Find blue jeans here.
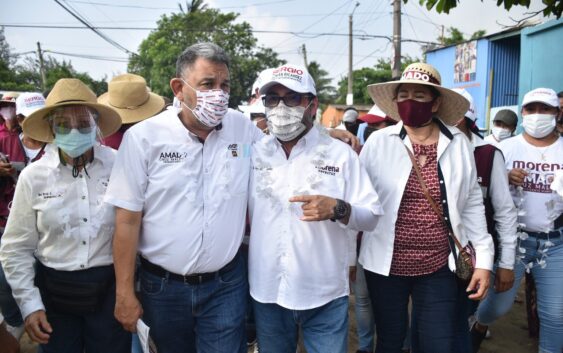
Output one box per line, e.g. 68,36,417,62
253,296,349,353
0,261,23,326
476,231,563,353
365,265,466,353
140,253,247,353
37,265,130,353
352,261,374,352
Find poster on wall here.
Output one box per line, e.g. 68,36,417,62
454,40,477,83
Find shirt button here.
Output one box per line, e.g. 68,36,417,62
83,218,88,222
445,217,449,221
442,200,446,204
82,241,86,245
79,174,83,178
80,264,85,268
81,196,86,200
439,180,444,184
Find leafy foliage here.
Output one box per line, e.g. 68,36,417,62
412,0,561,18
306,61,337,105
335,56,419,105
128,6,284,106
440,27,486,46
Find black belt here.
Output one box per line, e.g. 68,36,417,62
140,252,239,285
526,228,562,240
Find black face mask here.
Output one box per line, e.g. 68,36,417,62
364,126,377,141
344,121,359,136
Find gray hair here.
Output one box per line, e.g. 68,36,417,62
176,42,230,78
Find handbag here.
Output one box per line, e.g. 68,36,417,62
404,146,476,282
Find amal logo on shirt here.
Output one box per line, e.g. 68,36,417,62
315,164,340,176
159,151,188,164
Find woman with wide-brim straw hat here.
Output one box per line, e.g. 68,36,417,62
98,73,165,149
0,78,131,352
358,62,494,353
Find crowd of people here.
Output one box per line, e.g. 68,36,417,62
0,41,561,353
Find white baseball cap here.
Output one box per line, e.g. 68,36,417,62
342,107,359,123
259,64,316,96
15,92,46,117
252,68,274,96
452,88,477,122
522,88,558,108
238,100,265,119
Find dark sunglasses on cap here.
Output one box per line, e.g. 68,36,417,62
262,93,313,108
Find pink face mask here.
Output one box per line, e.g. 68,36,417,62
181,79,230,128
397,99,435,127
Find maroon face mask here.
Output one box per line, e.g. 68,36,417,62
397,99,435,127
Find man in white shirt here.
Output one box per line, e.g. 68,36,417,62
248,64,382,353
105,45,358,353
475,88,563,353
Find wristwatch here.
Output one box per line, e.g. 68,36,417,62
331,199,350,222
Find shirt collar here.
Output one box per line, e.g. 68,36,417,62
42,144,105,168
271,125,319,152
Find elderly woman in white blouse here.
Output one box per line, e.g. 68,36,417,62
0,78,130,353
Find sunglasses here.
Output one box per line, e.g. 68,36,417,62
262,93,312,108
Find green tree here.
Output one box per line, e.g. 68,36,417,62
307,61,337,105
440,27,486,46
335,56,418,105
128,5,283,106
413,0,561,18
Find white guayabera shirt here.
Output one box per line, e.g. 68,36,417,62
248,125,382,310
0,144,116,318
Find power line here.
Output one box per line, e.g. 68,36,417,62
0,23,441,45
46,49,129,62
53,0,136,55
64,0,298,10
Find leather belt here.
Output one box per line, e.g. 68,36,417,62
526,228,562,240
140,252,239,285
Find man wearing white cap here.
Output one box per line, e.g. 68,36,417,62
248,63,382,353
0,92,47,344
474,87,562,353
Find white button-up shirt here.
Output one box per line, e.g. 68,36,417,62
0,144,116,318
359,121,494,276
105,109,262,275
248,125,383,310
471,135,517,269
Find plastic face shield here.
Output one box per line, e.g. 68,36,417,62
47,105,99,135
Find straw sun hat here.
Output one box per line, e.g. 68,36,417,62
367,62,469,125
98,73,165,124
23,78,121,143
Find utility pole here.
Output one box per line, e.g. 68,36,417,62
392,0,401,79
301,44,308,68
347,1,360,106
36,42,47,92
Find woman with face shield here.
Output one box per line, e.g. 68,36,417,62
358,63,494,353
0,78,130,353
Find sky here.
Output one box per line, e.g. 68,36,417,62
0,0,553,88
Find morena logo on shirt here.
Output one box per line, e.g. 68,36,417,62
315,164,340,176
159,151,188,164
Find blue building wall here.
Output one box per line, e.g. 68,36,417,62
426,39,490,129
518,19,563,109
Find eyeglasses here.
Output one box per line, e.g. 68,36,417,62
262,93,312,108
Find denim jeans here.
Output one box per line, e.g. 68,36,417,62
365,265,466,353
253,296,349,353
0,261,23,326
140,253,247,353
476,231,563,353
37,265,131,353
352,261,374,352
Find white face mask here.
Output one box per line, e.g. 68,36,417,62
265,102,310,141
491,126,512,141
522,113,556,138
181,79,229,128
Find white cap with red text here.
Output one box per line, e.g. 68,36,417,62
259,64,316,96
15,92,46,117
522,88,558,108
452,88,477,122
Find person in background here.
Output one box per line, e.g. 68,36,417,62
359,103,397,144
360,62,493,353
484,109,518,147
249,63,382,353
0,93,20,139
0,92,47,345
0,78,130,353
336,106,360,136
100,73,165,150
473,87,563,353
452,88,518,353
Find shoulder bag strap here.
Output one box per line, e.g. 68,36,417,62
404,145,464,252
